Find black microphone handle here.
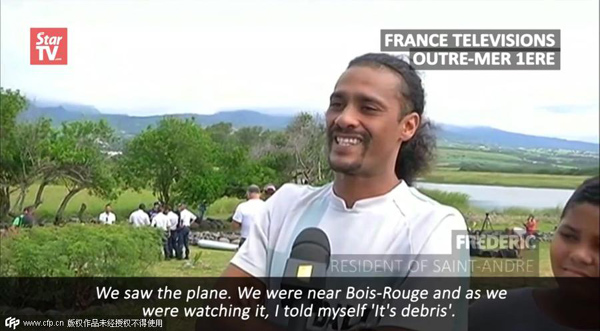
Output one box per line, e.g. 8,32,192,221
287,297,311,331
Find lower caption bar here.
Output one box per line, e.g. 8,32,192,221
1,316,166,331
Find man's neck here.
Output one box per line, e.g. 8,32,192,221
333,172,401,208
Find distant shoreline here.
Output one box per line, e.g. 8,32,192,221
422,169,590,189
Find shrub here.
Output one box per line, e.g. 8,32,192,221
0,224,162,277
206,196,243,217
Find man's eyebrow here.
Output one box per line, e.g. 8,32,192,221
355,93,387,108
329,91,388,109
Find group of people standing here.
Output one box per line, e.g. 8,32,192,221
96,182,278,258
141,202,197,260
98,202,198,260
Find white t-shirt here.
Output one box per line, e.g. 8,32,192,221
98,212,116,225
232,198,267,239
179,209,197,227
167,211,179,231
129,209,150,227
232,181,468,278
151,213,170,231
231,181,470,330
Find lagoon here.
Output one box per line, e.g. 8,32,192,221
416,182,574,210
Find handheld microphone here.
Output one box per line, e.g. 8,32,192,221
282,227,331,331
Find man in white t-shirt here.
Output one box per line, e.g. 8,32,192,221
207,54,469,331
98,204,116,225
129,203,150,227
151,205,171,259
178,203,197,259
232,185,267,248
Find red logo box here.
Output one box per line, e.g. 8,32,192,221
30,28,68,65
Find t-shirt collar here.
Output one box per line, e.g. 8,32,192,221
328,180,409,212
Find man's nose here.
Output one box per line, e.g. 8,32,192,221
333,104,361,129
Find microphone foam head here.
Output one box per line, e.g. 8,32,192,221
290,227,331,267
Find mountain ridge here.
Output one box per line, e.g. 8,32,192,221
17,102,600,153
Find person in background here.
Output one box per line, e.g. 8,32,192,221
98,204,116,225
178,203,197,259
263,184,277,200
165,205,181,259
129,203,150,227
524,214,539,237
151,205,171,259
469,176,599,330
11,206,35,228
231,185,267,248
148,201,161,220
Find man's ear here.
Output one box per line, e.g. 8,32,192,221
399,112,420,142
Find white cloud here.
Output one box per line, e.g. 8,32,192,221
1,0,598,142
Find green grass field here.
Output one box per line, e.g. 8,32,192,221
9,184,244,222
436,148,523,168
11,184,155,221
424,169,588,189
148,247,235,277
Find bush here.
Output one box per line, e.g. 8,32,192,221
206,196,243,218
0,224,163,277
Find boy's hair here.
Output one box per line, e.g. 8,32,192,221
561,176,600,219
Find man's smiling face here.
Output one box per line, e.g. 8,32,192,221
326,65,408,177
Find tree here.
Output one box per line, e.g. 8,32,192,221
205,122,234,146
119,117,219,206
0,88,28,219
8,118,53,213
284,112,331,184
233,126,267,150
51,120,119,222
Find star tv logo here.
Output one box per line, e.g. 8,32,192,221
30,28,68,65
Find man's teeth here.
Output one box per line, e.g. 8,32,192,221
336,137,361,146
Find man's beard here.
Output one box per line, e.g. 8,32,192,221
328,155,363,174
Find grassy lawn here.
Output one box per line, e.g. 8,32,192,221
11,184,156,221
9,184,243,222
472,242,552,277
147,247,235,277
436,148,524,168
424,169,588,189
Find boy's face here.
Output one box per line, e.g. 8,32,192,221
551,203,599,278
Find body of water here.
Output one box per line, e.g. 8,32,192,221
416,182,575,210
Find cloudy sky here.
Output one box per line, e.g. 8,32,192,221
1,0,598,143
